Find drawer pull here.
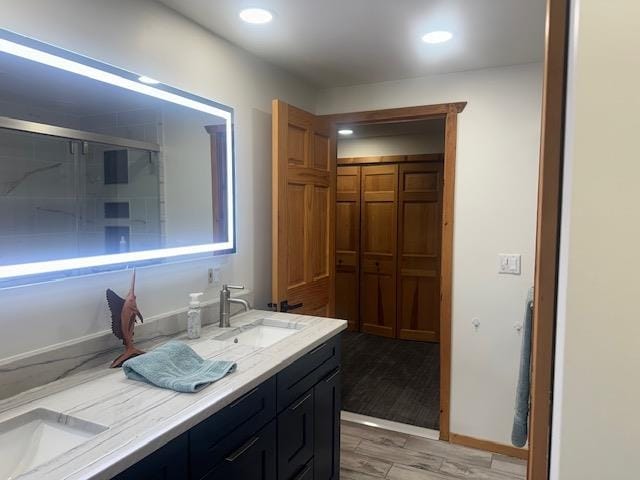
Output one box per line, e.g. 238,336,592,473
229,387,259,408
225,436,260,462
293,463,312,480
324,367,341,383
307,342,327,356
290,392,312,411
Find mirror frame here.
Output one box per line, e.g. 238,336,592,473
0,29,236,285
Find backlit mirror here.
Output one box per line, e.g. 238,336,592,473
0,30,235,286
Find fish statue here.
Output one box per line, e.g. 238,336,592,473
106,270,145,368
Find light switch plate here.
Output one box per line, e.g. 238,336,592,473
498,254,521,275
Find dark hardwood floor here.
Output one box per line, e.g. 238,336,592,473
341,331,440,430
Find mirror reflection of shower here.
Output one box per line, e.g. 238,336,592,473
0,122,162,265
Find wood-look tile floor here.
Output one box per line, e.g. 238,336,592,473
340,421,527,480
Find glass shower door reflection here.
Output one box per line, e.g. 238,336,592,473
0,128,78,266
0,127,163,267
78,142,162,258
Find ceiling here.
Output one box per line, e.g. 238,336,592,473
157,0,546,88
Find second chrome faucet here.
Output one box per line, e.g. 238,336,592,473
219,284,251,328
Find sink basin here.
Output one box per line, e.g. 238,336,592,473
0,408,108,479
213,318,304,348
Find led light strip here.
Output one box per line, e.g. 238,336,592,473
0,39,232,120
0,36,236,280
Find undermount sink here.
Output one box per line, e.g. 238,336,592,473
0,408,108,480
212,318,304,348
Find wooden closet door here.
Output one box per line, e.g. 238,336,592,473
397,162,444,342
335,166,360,331
360,164,398,338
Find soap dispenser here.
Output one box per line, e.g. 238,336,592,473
187,292,204,339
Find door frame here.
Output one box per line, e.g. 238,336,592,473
321,0,568,477
322,101,466,442
528,0,570,478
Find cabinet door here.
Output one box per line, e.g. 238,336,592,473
313,367,341,480
336,165,360,331
360,164,398,338
202,420,277,480
113,433,188,480
397,162,444,342
190,378,276,479
277,390,315,479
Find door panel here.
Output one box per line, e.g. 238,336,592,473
287,183,306,289
273,100,336,316
312,186,330,280
335,166,360,331
277,390,314,480
360,164,398,338
314,368,341,480
397,162,444,342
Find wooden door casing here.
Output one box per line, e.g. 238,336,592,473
272,100,336,317
359,164,398,338
397,162,444,342
335,166,360,331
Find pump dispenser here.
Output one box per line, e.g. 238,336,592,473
187,292,204,339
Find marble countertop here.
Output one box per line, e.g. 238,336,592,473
0,310,347,480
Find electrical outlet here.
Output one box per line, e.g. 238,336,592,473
208,267,221,286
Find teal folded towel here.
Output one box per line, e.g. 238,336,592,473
122,340,236,393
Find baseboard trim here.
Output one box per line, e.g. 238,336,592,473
449,433,529,460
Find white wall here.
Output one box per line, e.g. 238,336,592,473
318,63,543,445
337,133,444,158
551,1,640,478
0,0,317,360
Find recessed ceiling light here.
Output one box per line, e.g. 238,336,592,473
239,8,273,24
422,31,453,44
138,75,160,85
338,129,354,136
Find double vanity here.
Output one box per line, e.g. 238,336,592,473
0,310,346,480
0,28,345,480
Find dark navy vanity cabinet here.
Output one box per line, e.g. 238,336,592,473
114,335,341,480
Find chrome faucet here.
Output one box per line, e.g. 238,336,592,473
219,284,251,328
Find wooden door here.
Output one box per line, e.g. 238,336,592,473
272,100,336,316
360,164,398,338
335,166,360,330
397,162,444,342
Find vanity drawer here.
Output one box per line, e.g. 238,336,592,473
276,336,341,412
113,432,188,480
277,389,314,480
201,419,277,480
190,377,276,479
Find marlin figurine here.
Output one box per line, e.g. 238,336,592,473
106,270,145,368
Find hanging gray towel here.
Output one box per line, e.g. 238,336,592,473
512,287,534,447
